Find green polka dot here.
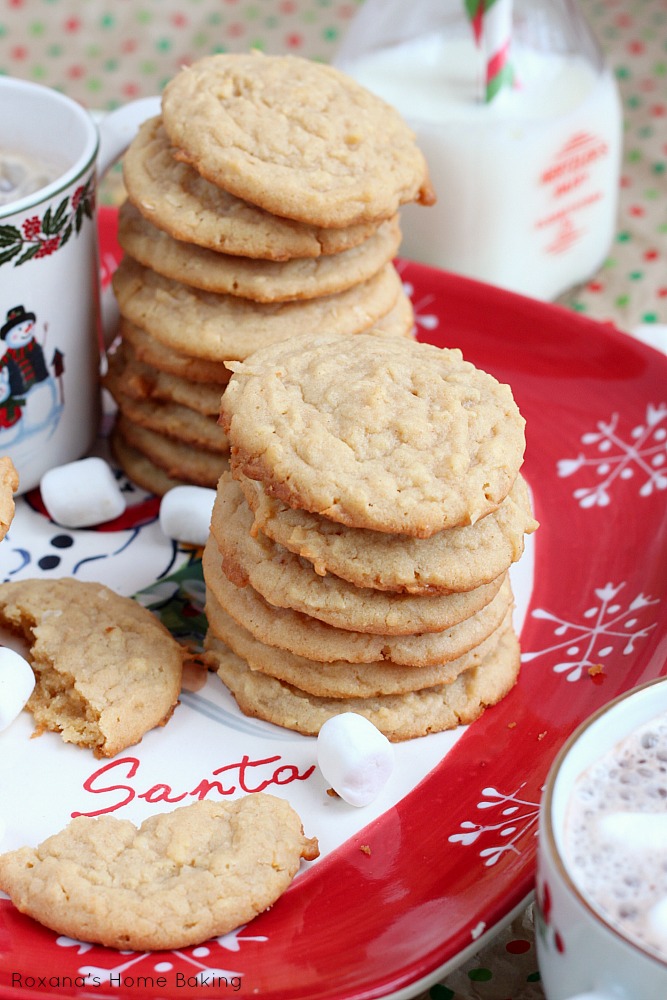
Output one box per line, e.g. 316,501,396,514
627,148,642,163
207,12,223,26
629,271,644,281
468,968,493,983
317,0,333,7
248,40,265,52
100,14,115,29
47,43,64,57
644,188,660,200
85,44,102,58
638,125,654,138
302,10,317,23
29,21,46,37
141,60,158,75
603,257,618,269
570,301,587,312
653,162,666,174
655,62,667,76
265,15,279,28
627,95,642,109
617,231,632,243
615,66,631,80
658,222,667,234
32,65,47,80
136,10,152,25
156,38,172,53
323,25,339,41
86,78,103,93
244,7,260,20
104,58,119,72
192,32,208,47
642,313,659,323
429,987,455,1000
616,294,630,307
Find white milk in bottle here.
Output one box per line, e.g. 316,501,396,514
336,1,622,301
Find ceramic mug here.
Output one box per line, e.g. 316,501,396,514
536,676,667,1000
0,76,159,494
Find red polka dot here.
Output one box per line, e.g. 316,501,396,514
170,13,188,28
280,1,297,13
66,65,85,80
285,32,303,48
226,22,245,37
64,17,81,32
122,82,141,99
644,249,659,261
640,78,657,92
629,205,645,217
628,40,645,55
506,938,531,955
338,3,357,16
615,13,633,28
620,175,632,188
121,38,138,54
9,45,28,60
588,281,604,292
658,287,667,298
650,104,667,117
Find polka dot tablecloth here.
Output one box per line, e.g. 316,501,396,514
0,2,665,998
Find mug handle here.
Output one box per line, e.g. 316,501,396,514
95,95,161,345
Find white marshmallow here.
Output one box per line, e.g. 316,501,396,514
597,811,667,853
647,896,667,950
0,646,35,732
159,485,216,547
317,712,394,807
40,456,126,528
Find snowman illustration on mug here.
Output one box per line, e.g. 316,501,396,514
0,304,64,441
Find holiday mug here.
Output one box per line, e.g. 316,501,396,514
536,677,667,1000
0,76,159,494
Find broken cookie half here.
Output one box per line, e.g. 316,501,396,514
0,795,319,950
0,577,184,757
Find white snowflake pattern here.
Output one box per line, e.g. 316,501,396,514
557,403,667,507
521,581,659,682
398,273,439,335
56,925,268,984
448,784,541,867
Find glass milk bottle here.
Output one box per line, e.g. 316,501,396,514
336,0,622,301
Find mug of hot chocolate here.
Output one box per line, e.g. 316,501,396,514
0,77,158,493
536,676,667,999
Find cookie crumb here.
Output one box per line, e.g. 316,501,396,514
507,721,517,729
326,787,339,799
588,664,604,676
537,731,547,741
360,844,371,856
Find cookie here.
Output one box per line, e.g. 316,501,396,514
110,427,189,496
123,116,379,260
0,456,18,541
206,625,520,741
206,599,514,699
241,473,537,594
106,339,223,417
115,414,229,489
112,257,404,362
221,332,526,535
120,319,233,386
210,474,505,635
203,537,514,667
0,796,319,950
118,199,402,302
161,53,435,228
0,578,184,757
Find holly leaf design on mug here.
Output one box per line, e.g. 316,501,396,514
0,173,95,268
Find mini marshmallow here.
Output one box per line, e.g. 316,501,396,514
647,896,667,951
317,712,394,807
0,646,35,732
40,457,126,528
597,811,667,853
159,485,216,547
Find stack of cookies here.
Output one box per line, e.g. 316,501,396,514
106,51,434,494
203,332,537,741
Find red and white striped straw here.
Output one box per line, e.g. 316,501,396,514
465,0,515,102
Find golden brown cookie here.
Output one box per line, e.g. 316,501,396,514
221,332,526,535
123,116,380,259
115,414,229,489
206,626,520,741
106,339,223,417
0,577,184,757
210,474,505,634
240,473,537,594
112,257,403,362
161,53,435,228
0,456,18,541
118,199,402,302
206,599,514,699
120,319,233,386
203,537,514,667
110,427,189,496
0,796,319,950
